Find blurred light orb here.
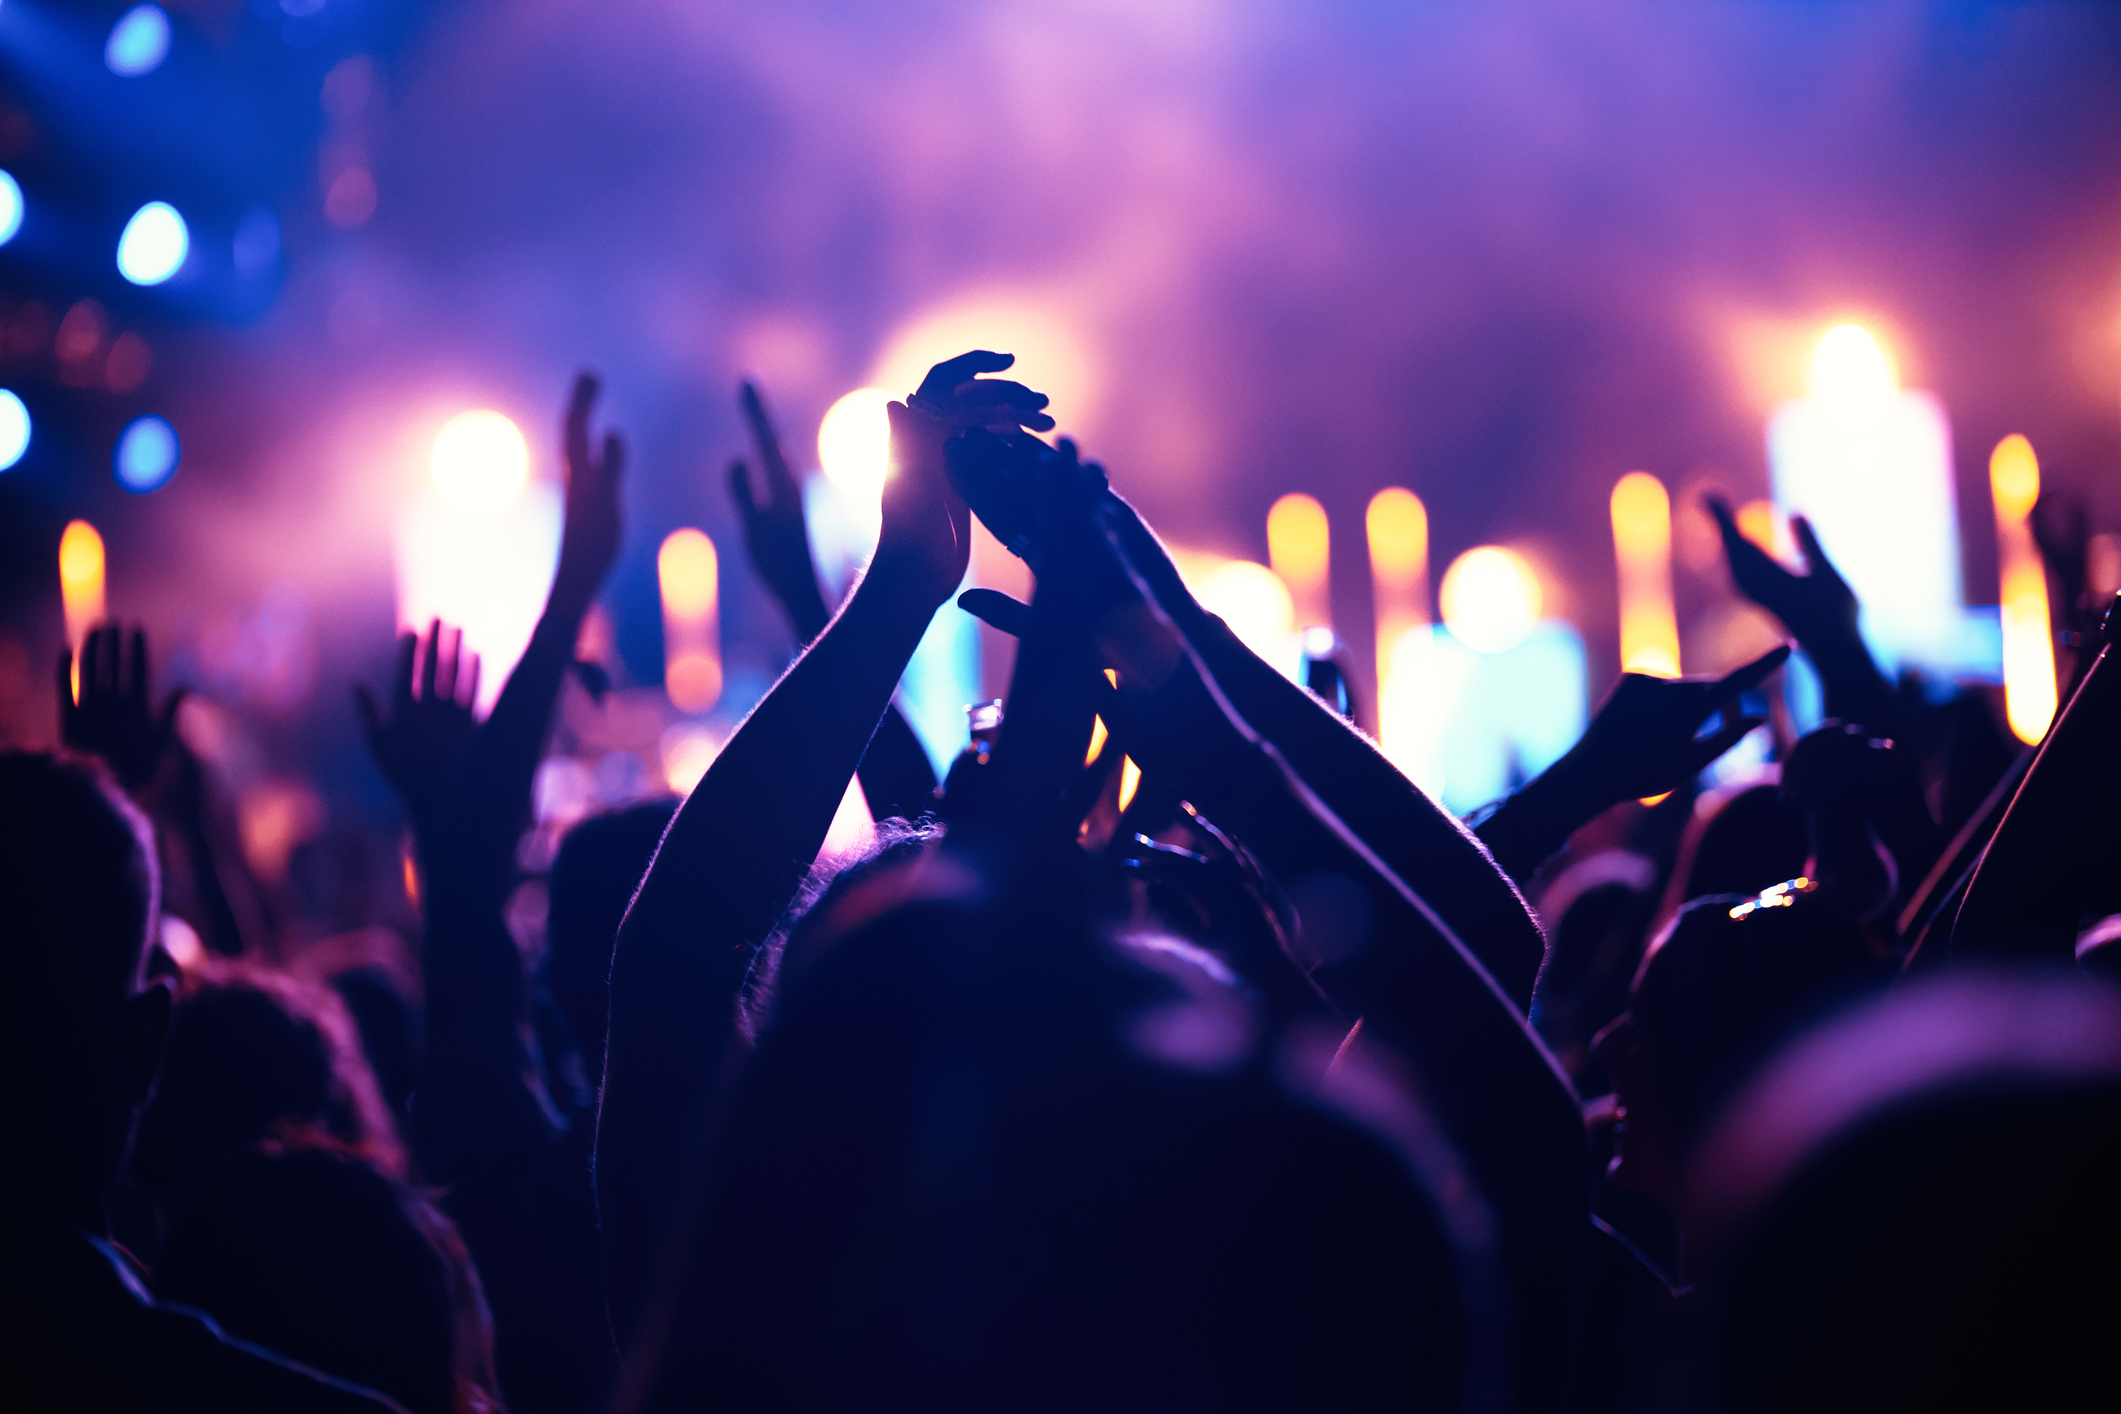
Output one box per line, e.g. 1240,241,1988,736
105,5,172,77
818,388,894,502
1989,433,2040,519
0,171,22,247
0,390,28,471
431,411,528,511
660,722,719,795
114,415,179,492
657,528,719,620
1439,546,1542,655
1196,560,1295,662
117,202,188,285
1808,323,1896,400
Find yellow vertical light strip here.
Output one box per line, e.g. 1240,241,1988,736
58,519,106,703
1989,435,2055,744
658,528,722,714
1366,487,1439,791
1610,472,1679,677
1267,493,1331,630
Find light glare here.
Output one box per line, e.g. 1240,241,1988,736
431,411,529,512
818,388,894,504
114,415,179,492
0,171,21,247
1989,434,2056,745
1611,472,1679,677
0,390,28,471
59,520,107,655
1808,323,1896,400
1439,546,1542,656
116,201,189,286
106,4,172,77
1196,560,1295,666
1266,493,1330,628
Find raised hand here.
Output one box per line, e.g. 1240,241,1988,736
1707,496,1859,651
551,373,627,619
354,619,479,838
730,380,831,640
59,624,184,792
1562,646,1791,806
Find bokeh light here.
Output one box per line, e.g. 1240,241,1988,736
0,171,21,247
1439,545,1542,655
1807,323,1896,400
114,415,179,492
430,411,529,512
659,528,722,714
116,201,189,286
1989,434,2056,744
1266,493,1330,628
660,722,720,795
0,390,29,471
1610,471,1679,676
817,387,894,503
105,5,172,78
59,520,107,672
1195,560,1294,666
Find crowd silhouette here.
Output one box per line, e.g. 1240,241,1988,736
4,349,2119,1412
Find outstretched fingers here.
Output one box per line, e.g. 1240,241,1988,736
959,588,1031,637
1790,515,1847,589
1687,714,1768,773
916,350,1016,401
566,372,600,478
1710,643,1792,701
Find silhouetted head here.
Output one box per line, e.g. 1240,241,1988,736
546,798,678,1082
1687,972,2121,1412
0,751,169,1229
1599,883,1881,1203
1674,784,1808,905
156,1139,496,1414
130,958,402,1234
631,836,1486,1410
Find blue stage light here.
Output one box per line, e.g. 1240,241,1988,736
117,202,188,285
106,5,172,77
115,415,179,491
0,172,21,247
0,391,29,472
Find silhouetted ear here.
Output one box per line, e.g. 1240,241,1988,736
119,979,173,1113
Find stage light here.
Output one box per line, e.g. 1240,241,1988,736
1196,560,1295,667
1439,546,1541,655
1367,487,1437,791
117,202,188,286
1807,323,1896,400
0,390,28,471
0,171,21,247
818,387,893,504
114,415,178,492
659,528,722,714
59,522,107,692
1266,493,1330,629
1611,471,1679,676
105,5,171,78
431,411,528,512
1771,322,1962,686
1989,434,2056,744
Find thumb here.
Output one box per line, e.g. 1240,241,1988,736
1687,715,1765,774
958,588,1032,637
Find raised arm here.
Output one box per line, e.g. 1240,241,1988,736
1708,495,1899,736
597,352,1048,1341
1474,646,1788,884
729,380,938,821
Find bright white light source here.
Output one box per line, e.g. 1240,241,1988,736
660,722,720,795
106,5,172,77
0,171,21,247
1807,323,1896,401
1197,560,1296,667
818,387,894,503
1439,546,1542,655
116,202,188,285
0,390,28,471
395,483,561,713
114,415,178,491
431,411,529,512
